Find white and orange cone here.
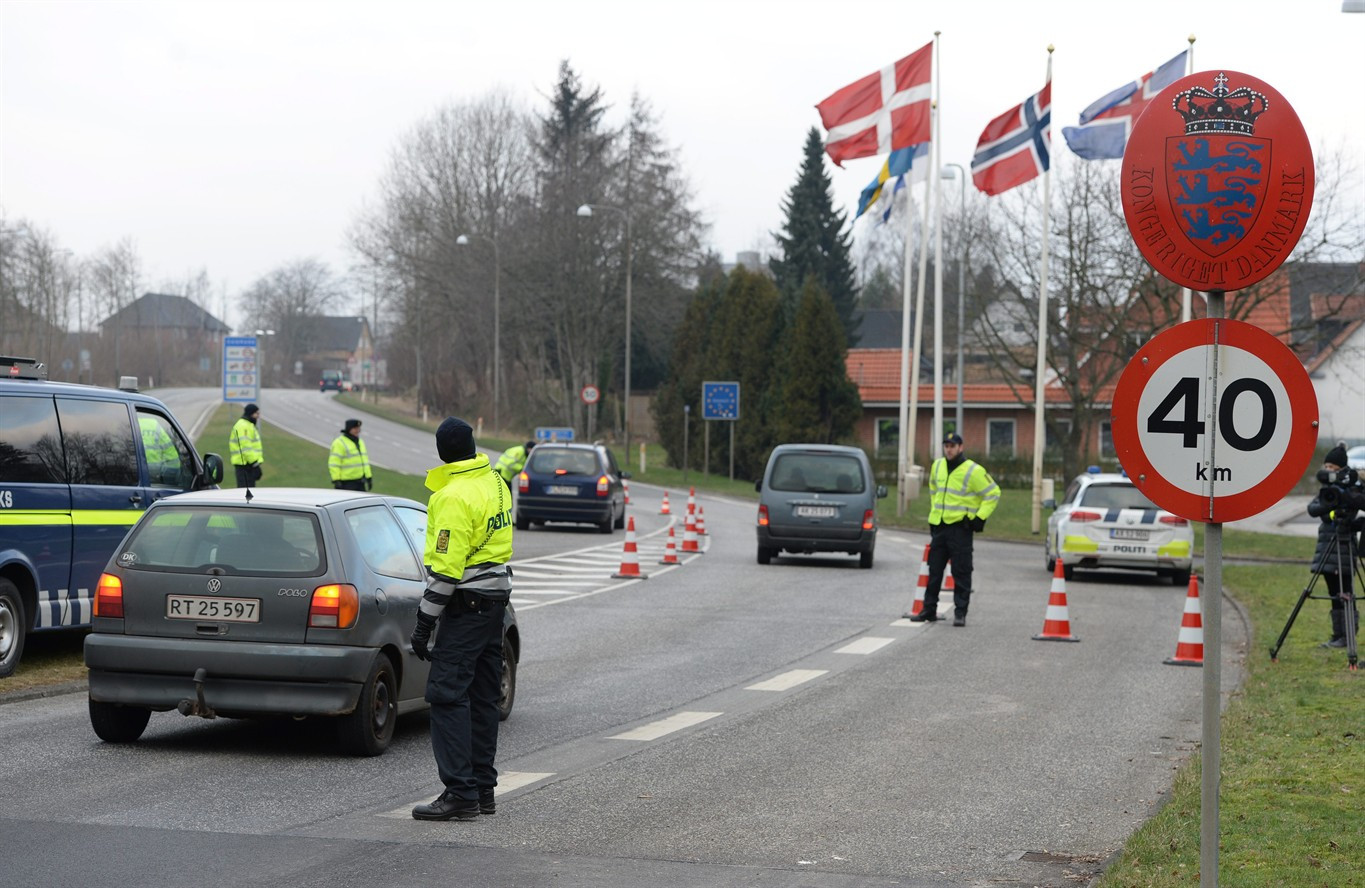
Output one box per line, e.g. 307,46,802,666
681,513,701,553
659,491,671,515
658,526,681,565
903,543,932,619
696,505,707,535
687,486,697,517
611,517,649,579
1032,559,1079,642
1164,575,1204,667
623,478,631,506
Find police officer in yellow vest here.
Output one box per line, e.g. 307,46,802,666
910,432,1001,627
410,417,514,821
494,440,536,489
138,415,182,485
328,419,373,491
228,403,264,489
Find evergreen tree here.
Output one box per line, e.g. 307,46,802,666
770,127,860,344
769,278,862,445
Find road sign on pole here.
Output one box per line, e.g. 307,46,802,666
580,384,600,405
702,381,740,420
1111,318,1318,524
534,426,575,442
223,336,259,403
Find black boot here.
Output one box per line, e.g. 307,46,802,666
1321,610,1346,649
412,792,479,821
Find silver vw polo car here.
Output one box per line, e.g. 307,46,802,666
84,488,520,756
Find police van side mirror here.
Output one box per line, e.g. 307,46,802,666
198,453,225,488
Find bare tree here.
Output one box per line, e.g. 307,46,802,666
240,258,344,386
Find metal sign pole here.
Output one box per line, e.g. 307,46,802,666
729,422,735,481
1201,289,1225,888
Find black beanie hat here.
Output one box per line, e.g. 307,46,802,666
243,403,259,418
1325,442,1349,468
344,418,362,434
436,417,476,463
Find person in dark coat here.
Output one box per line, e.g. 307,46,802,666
1306,443,1365,648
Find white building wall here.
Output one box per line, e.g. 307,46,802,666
1313,322,1365,445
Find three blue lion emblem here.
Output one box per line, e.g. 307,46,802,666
1167,138,1267,252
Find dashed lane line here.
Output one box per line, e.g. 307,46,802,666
745,669,828,692
380,771,556,819
608,711,723,741
835,636,897,655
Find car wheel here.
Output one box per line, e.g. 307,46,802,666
89,699,151,743
338,653,397,756
1170,567,1192,587
515,511,529,531
614,505,625,530
0,578,26,679
598,515,613,534
757,546,773,565
859,549,874,569
498,639,517,721
1062,563,1075,581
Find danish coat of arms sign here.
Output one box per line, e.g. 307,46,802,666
1121,70,1314,292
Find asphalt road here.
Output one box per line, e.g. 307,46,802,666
0,388,1249,887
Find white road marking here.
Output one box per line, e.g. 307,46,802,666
608,711,722,741
379,772,556,818
745,669,828,692
835,636,897,655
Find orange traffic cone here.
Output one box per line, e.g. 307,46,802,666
1164,575,1204,667
696,505,707,535
681,512,701,553
1032,559,1079,642
623,478,631,506
903,543,931,618
658,526,681,565
659,491,671,515
611,517,649,579
687,486,697,517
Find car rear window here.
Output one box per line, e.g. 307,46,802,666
1078,483,1158,511
528,448,600,476
769,454,866,493
117,506,324,576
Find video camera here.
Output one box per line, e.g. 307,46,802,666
1316,465,1365,512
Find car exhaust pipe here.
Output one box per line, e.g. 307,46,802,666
176,667,218,719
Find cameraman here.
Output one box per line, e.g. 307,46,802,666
1306,443,1365,649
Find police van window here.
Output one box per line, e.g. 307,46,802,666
136,409,193,489
55,398,139,486
0,395,66,483
345,505,422,580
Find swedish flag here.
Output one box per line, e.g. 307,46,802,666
855,142,928,219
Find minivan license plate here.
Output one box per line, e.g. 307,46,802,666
795,505,838,518
166,595,260,622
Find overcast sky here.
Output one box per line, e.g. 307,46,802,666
3,0,1362,330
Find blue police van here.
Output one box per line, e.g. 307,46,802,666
0,356,224,677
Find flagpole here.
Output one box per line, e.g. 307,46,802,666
903,32,939,513
1181,34,1196,323
931,31,945,448
896,184,916,516
1030,45,1055,536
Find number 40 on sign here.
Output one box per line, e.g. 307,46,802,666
1111,318,1318,524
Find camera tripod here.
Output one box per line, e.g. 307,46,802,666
1269,530,1362,671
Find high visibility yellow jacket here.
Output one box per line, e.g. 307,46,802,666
229,418,263,466
419,454,514,615
328,434,371,482
494,444,528,482
138,416,180,469
927,457,1001,526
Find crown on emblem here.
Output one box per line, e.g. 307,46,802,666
1172,72,1268,135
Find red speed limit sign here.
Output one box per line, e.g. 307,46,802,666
580,384,600,405
1111,318,1317,523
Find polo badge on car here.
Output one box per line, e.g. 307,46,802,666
206,578,221,593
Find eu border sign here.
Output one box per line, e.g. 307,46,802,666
223,336,259,403
702,381,740,421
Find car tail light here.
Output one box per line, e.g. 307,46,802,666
518,471,529,494
596,475,610,497
94,573,123,618
1159,514,1188,526
758,504,769,526
862,509,875,530
1069,510,1103,523
309,584,358,628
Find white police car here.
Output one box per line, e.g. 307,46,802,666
1044,468,1194,586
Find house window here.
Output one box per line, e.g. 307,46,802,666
1100,421,1116,458
876,418,899,456
1046,418,1072,453
987,419,1016,457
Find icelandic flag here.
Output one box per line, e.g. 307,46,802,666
971,80,1051,196
856,142,929,219
817,42,933,167
1062,51,1188,160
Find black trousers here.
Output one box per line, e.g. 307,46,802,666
233,464,261,489
335,479,365,491
425,602,506,801
924,520,974,617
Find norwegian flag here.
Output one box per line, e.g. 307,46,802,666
816,42,932,167
971,80,1052,196
1062,51,1187,160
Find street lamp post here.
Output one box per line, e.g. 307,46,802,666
456,232,501,434
576,203,633,456
941,163,968,435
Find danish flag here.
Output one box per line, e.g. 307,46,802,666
816,42,933,167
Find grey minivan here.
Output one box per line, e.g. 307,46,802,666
755,444,887,568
